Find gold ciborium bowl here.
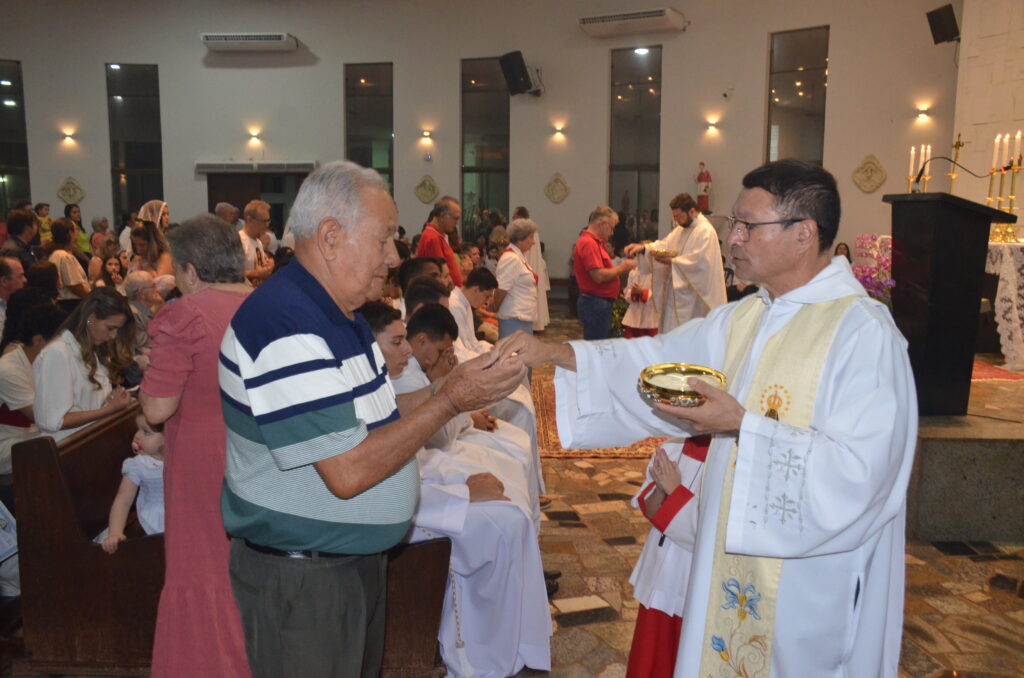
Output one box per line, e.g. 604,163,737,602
638,363,726,408
649,248,677,258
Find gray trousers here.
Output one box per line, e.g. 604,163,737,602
229,538,387,678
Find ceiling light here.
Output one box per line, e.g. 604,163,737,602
113,95,123,102
795,81,802,87
774,97,780,103
0,81,10,87
648,88,656,94
634,48,649,55
359,77,366,84
2,100,15,107
798,91,805,96
109,64,121,70
647,76,654,81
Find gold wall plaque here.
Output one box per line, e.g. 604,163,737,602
414,175,439,204
852,155,887,193
57,177,86,205
544,172,570,204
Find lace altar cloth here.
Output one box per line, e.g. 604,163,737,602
986,242,1024,370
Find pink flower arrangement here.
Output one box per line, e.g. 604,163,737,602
852,233,895,305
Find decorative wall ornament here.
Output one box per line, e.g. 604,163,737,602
414,175,439,204
544,172,570,204
852,155,887,193
57,177,86,205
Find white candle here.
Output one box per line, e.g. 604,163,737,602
1015,131,1022,166
926,144,932,172
1002,133,1010,168
993,134,1002,170
919,144,926,173
909,146,916,176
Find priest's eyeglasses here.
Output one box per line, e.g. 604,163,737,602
725,216,807,242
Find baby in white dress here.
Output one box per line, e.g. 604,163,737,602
101,414,165,554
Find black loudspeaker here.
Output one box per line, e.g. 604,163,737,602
926,4,959,44
499,51,538,96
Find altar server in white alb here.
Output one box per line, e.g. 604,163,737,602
498,159,917,678
625,193,727,333
363,301,551,678
626,436,706,678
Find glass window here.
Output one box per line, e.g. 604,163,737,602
345,63,394,193
461,58,509,242
0,60,31,216
766,26,829,164
107,63,163,222
610,46,662,243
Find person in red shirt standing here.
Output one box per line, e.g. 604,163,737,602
417,196,463,288
572,206,636,340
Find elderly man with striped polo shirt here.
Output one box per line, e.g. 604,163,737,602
219,160,526,678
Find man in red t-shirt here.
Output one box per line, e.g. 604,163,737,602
416,196,463,287
572,206,636,340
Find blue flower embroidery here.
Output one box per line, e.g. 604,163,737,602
711,635,730,662
721,578,762,621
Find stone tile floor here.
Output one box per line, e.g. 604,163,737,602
522,299,1024,677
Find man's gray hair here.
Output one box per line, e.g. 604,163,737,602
214,202,238,221
90,216,108,231
507,218,538,245
289,161,388,241
123,270,155,298
166,213,246,283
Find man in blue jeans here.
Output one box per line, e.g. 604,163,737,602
572,206,637,339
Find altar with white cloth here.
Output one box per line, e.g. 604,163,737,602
986,241,1024,370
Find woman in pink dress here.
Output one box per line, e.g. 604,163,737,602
140,213,252,678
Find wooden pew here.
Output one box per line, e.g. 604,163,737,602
12,405,163,677
9,404,451,677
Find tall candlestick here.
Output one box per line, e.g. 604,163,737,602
909,146,915,177
993,134,1002,170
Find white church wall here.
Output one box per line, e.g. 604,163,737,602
2,0,958,279
952,0,1024,210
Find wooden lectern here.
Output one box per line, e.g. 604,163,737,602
882,192,1016,415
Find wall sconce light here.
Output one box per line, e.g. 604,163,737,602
553,124,566,138
916,108,931,121
61,128,76,144
706,116,720,134
248,127,262,146
421,130,432,138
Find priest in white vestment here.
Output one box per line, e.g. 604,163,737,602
498,160,917,678
625,193,727,333
361,301,551,678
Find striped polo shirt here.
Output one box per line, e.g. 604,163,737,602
219,260,419,554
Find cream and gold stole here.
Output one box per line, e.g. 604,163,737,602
697,293,858,678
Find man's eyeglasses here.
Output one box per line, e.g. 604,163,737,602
725,216,806,242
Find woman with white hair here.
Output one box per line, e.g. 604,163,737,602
492,218,539,339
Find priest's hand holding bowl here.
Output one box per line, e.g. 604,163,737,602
653,377,745,436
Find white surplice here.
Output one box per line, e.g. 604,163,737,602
645,213,727,333
410,446,552,678
449,287,545,495
524,237,550,331
629,439,704,617
621,252,659,331
392,357,539,526
554,257,916,678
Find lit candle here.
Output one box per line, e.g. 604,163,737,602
1015,130,1022,166
926,144,932,172
993,134,1002,170
1001,133,1009,168
909,146,916,176
919,144,926,173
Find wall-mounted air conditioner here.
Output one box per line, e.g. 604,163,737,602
201,32,298,52
579,8,689,38
195,161,317,174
